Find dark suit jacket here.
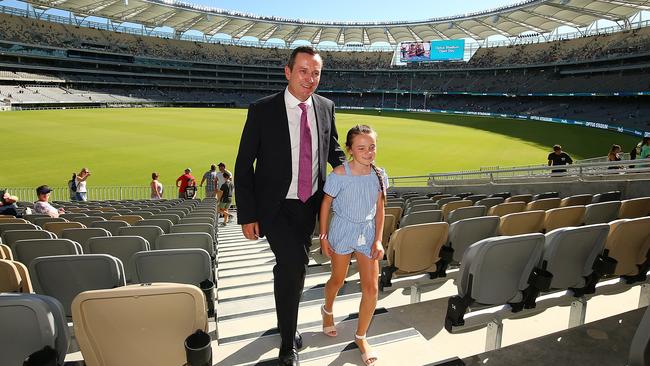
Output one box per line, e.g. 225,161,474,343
234,91,346,235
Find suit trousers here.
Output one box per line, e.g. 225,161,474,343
265,196,319,351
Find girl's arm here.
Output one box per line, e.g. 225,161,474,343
319,194,334,257
371,191,386,260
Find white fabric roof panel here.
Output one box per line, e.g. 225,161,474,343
25,0,645,45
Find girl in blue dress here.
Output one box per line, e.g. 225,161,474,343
319,124,387,366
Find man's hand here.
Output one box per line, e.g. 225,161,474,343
242,222,260,240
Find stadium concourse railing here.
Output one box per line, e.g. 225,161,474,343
5,186,217,203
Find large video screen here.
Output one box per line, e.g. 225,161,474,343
429,39,465,61
399,42,430,62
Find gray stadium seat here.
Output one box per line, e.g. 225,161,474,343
533,192,559,200
91,220,130,235
584,201,621,225
132,248,212,285
437,196,463,208
1,230,55,251
74,216,107,227
156,233,214,258
629,306,650,366
505,194,533,204
465,194,487,204
151,214,181,225
406,203,439,215
592,191,621,203
87,236,150,283
164,209,188,218
29,254,125,318
400,210,443,228
447,205,487,224
118,225,165,250
447,216,500,264
60,213,89,220
42,221,86,237
32,216,68,228
0,293,69,366
0,223,39,236
475,197,504,210
180,217,215,226
61,227,112,253
171,223,216,243
22,214,50,224
14,239,82,267
134,219,173,234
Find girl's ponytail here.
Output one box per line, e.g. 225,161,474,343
370,163,386,202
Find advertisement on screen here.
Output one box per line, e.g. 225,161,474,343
399,42,431,62
429,39,465,61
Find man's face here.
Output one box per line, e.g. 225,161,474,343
285,52,322,102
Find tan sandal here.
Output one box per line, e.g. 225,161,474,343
321,305,337,337
355,334,378,366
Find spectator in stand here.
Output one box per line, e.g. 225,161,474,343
33,185,64,217
640,137,650,159
150,172,163,200
0,189,18,216
607,144,622,170
218,171,234,226
185,178,197,199
75,168,91,201
547,144,573,174
175,168,195,199
200,164,218,198
215,162,230,200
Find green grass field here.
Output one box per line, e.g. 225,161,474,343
3,107,639,187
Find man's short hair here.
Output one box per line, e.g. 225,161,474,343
553,145,562,151
287,46,320,70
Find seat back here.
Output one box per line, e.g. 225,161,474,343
0,293,69,366
180,217,214,226
499,211,545,236
33,217,68,228
488,201,526,217
584,201,621,225
132,249,212,285
448,216,500,263
156,233,214,258
134,219,173,233
2,230,55,250
0,223,39,236
543,206,586,232
560,194,593,207
505,194,533,204
619,197,650,219
171,223,216,243
72,283,208,366
533,192,559,200
457,233,545,305
29,254,126,318
489,192,511,199
387,222,448,274
110,215,144,225
475,197,505,210
87,236,150,282
164,209,188,218
94,212,122,220
0,259,32,293
447,206,487,225
23,214,51,223
14,239,82,267
399,210,442,228
430,194,452,203
42,221,86,237
384,207,403,221
151,214,182,225
441,200,472,221
406,203,438,215
526,198,561,211
62,227,112,253
605,217,650,276
0,244,12,260
91,220,130,236
118,225,165,250
629,305,650,366
382,214,397,247
542,224,609,290
0,217,27,223
437,196,462,208
592,191,622,203
60,213,89,220
75,216,107,227
465,194,487,204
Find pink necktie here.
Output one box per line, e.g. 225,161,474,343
298,103,312,203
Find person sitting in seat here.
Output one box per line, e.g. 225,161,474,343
0,189,18,216
33,185,65,218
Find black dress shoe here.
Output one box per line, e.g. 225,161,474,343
278,347,299,366
294,330,303,350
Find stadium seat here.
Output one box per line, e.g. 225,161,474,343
156,233,214,259
134,219,173,234
447,216,500,264
1,229,56,252
488,201,526,217
382,214,397,249
0,217,27,223
505,194,533,204
87,236,150,283
385,200,403,208
489,192,511,199
541,224,612,296
171,223,216,244
446,233,546,329
560,194,593,207
61,227,112,253
440,200,474,222
618,197,650,219
151,214,182,225
109,214,143,225
475,197,505,210
75,216,106,227
0,222,40,236
380,222,449,290
132,248,212,285
0,259,33,293
584,201,621,225
499,211,545,235
118,225,164,250
399,210,442,228
447,205,487,224
22,214,51,224
629,306,650,366
604,217,650,281
14,239,82,267
431,194,452,203
97,207,117,212
72,283,208,366
180,217,215,226
533,192,559,200
91,220,130,235
42,221,86,237
384,207,403,221
405,203,438,215
0,244,12,260
60,213,89,220
543,206,586,232
29,254,126,318
465,194,487,204
526,197,561,211
0,293,69,366
164,209,188,219
592,191,622,203
437,197,463,208
33,216,68,227
131,211,154,219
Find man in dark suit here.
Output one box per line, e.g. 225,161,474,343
235,46,346,366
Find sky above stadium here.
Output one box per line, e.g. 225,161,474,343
190,0,522,22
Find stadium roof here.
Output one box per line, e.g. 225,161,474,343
26,0,649,45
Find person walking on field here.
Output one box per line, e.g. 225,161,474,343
235,46,346,366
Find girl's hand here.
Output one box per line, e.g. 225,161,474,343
320,238,334,258
370,240,385,260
